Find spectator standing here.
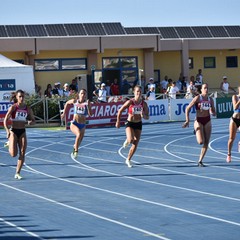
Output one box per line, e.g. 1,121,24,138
146,85,156,100
110,78,120,95
145,78,156,93
44,84,52,98
220,76,236,95
160,75,169,93
167,81,179,99
105,80,112,96
122,79,131,95
185,80,197,99
195,69,203,93
63,83,70,97
93,83,107,103
69,78,78,92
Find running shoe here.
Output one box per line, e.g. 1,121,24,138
198,161,205,167
125,159,132,168
71,150,78,159
123,139,129,148
14,173,22,180
226,154,231,163
4,141,9,148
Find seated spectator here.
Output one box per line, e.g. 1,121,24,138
110,78,120,95
146,85,156,100
63,83,70,97
93,83,107,103
44,84,52,98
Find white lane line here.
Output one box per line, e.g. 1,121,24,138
0,182,170,240
0,217,48,240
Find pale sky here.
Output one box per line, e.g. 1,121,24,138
1,0,240,27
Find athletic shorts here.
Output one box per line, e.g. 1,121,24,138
71,120,86,130
232,117,240,128
10,128,26,139
196,116,211,126
125,121,142,131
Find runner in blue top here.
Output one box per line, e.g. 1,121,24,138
61,89,92,159
227,84,240,163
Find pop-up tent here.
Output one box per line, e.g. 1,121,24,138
0,54,35,101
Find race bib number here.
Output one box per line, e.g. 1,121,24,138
15,111,28,121
133,106,142,115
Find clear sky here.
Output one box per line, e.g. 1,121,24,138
1,0,240,27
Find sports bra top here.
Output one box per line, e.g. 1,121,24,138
11,104,28,122
128,98,144,115
195,95,211,111
74,101,88,116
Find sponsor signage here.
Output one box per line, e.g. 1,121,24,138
0,102,13,126
215,97,233,118
0,79,16,91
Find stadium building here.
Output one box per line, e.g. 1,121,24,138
0,22,240,94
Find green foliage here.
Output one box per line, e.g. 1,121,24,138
25,93,78,122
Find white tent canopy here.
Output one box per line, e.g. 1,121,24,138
0,54,35,101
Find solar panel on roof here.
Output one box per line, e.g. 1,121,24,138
208,26,229,37
192,26,212,38
64,24,86,36
175,27,196,38
26,25,47,37
45,24,67,36
141,27,159,34
6,25,27,37
0,26,8,37
103,23,125,35
158,27,179,38
224,26,240,37
84,23,106,35
125,27,143,34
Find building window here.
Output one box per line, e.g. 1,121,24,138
103,57,137,69
204,57,216,68
226,56,238,68
35,58,87,71
189,58,193,69
61,59,87,70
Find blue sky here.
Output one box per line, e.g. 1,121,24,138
1,0,240,27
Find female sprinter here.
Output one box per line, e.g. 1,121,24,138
61,89,92,159
182,83,216,167
116,85,149,167
226,84,240,162
3,90,35,179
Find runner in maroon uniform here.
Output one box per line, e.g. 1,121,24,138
182,83,216,167
116,85,149,167
4,90,35,179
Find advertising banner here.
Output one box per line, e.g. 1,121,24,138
215,97,233,118
64,99,170,129
169,99,196,121
0,102,13,126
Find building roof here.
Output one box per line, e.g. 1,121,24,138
0,22,240,39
